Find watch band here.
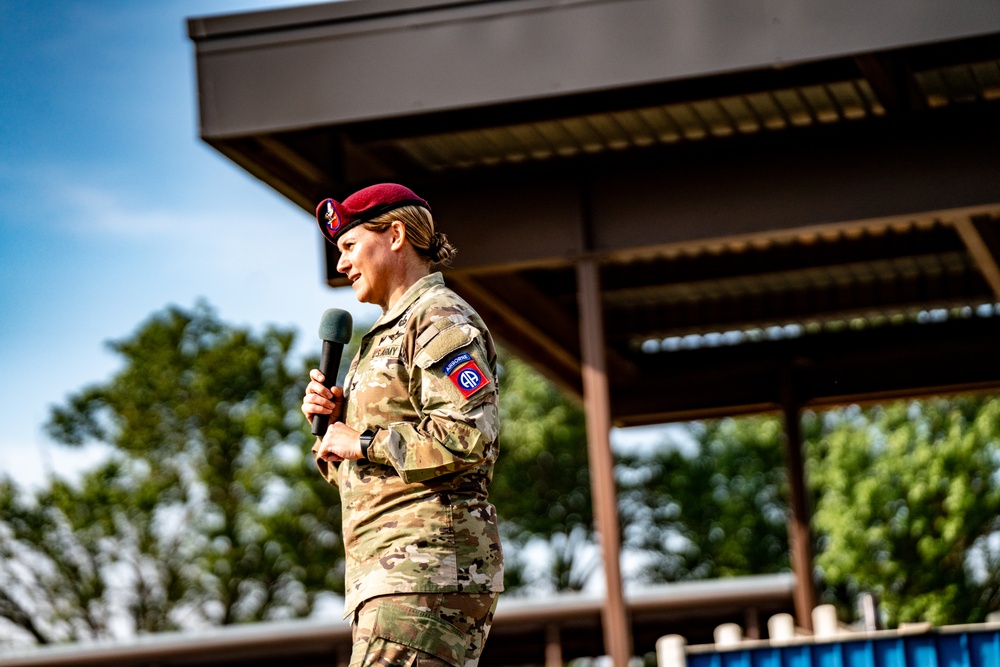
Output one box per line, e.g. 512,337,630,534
359,428,377,460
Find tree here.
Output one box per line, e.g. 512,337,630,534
617,416,791,583
0,460,191,643
492,352,596,592
492,356,790,592
807,396,1000,626
8,301,997,642
478,344,1000,626
618,395,1000,627
0,302,344,646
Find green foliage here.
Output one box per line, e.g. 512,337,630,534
0,302,344,646
5,299,999,639
0,461,188,643
491,355,791,593
492,351,594,591
618,417,791,582
493,352,592,539
808,396,1000,626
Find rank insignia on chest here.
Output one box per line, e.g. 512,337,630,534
444,353,490,398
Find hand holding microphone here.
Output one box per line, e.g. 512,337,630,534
305,308,353,436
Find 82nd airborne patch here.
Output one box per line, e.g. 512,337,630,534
443,352,491,399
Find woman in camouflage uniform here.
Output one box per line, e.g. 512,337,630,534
301,183,504,667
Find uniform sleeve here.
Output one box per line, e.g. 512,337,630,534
311,437,341,488
365,319,498,484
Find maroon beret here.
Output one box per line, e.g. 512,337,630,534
315,183,430,245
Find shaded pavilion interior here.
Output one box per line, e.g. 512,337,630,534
188,1,1000,664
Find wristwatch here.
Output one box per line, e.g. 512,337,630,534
358,428,377,460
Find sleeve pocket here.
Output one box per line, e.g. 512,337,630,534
413,323,480,370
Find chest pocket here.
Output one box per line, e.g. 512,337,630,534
345,336,408,429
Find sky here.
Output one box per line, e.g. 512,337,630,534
0,0,676,495
0,0,383,490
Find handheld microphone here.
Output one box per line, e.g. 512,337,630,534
311,307,354,436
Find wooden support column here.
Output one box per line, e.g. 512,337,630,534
781,373,816,631
577,258,632,667
744,607,761,640
545,624,563,667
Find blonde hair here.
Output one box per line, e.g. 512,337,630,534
364,205,457,266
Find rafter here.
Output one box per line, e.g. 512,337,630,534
953,215,1000,300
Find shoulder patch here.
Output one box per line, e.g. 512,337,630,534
442,352,472,375
447,357,491,399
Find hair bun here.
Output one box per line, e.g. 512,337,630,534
432,232,457,265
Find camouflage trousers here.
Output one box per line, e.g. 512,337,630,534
349,592,499,667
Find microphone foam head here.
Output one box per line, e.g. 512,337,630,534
318,308,353,343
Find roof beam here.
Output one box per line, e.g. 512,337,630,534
853,53,927,114
189,0,1000,138
313,111,1000,277
447,273,584,398
953,214,1000,300
611,315,1000,426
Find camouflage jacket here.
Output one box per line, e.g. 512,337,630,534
314,272,504,618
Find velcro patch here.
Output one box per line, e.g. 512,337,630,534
448,358,490,398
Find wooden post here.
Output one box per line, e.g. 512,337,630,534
781,372,816,631
545,624,564,667
577,258,632,667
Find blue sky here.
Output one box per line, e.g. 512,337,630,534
0,0,379,489
0,0,673,492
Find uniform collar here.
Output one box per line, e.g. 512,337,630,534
371,272,444,330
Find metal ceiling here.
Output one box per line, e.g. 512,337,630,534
186,1,1000,659
390,78,887,170
187,2,1000,419
407,63,999,175
352,55,1000,172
